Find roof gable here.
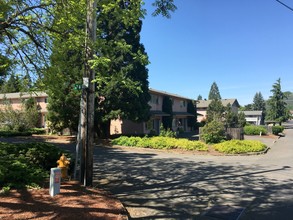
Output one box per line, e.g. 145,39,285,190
197,99,240,108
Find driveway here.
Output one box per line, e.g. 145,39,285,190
92,121,293,219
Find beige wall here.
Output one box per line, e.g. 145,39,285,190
172,97,187,112
110,119,144,135
0,93,48,127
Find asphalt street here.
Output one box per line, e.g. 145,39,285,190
92,121,293,219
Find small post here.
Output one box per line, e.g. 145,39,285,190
49,168,61,197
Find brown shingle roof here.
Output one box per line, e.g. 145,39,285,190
197,99,240,108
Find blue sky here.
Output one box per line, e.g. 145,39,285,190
141,0,293,105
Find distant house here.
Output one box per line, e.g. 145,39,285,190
0,92,48,127
239,111,263,125
110,88,195,135
197,99,240,122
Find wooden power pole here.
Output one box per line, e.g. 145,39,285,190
80,0,97,187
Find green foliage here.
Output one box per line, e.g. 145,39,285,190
272,125,284,135
244,125,267,135
208,81,221,100
0,186,11,195
214,140,266,154
267,78,290,124
0,102,39,132
162,96,173,129
187,100,197,129
112,136,208,151
201,120,226,144
224,104,239,128
206,99,225,122
151,0,177,18
284,91,293,110
238,112,247,127
0,0,56,76
159,124,176,137
0,142,65,188
0,128,45,137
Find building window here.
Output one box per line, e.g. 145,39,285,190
180,100,186,108
150,95,159,104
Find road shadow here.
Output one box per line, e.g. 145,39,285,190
93,146,293,219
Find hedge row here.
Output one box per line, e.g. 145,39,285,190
112,136,208,151
214,140,266,154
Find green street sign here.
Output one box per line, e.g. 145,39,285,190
74,84,82,90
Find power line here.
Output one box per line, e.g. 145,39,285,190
276,0,293,11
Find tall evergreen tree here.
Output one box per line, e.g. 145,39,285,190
187,100,196,130
95,1,150,137
206,99,225,122
208,82,221,100
252,91,266,124
267,78,290,124
197,94,203,100
252,92,266,111
162,96,173,129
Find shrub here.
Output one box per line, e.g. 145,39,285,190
159,124,176,137
214,140,266,154
0,142,67,188
244,125,267,135
201,120,226,144
272,126,284,135
112,136,208,151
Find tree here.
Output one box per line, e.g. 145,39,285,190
224,104,239,128
238,112,246,127
267,78,290,124
151,0,177,18
95,2,151,137
197,94,203,100
208,82,221,100
252,92,266,124
187,100,196,130
0,0,58,76
162,96,173,129
0,97,39,131
252,92,266,111
206,99,225,122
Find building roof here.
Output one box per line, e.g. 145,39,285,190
0,92,48,100
239,111,263,116
149,88,193,101
197,99,240,108
173,112,195,117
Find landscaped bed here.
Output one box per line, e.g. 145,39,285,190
111,136,268,155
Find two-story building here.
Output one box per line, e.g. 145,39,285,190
0,89,196,135
197,99,240,122
0,92,48,127
110,88,195,135
239,110,263,125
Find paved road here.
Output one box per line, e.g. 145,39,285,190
92,121,293,219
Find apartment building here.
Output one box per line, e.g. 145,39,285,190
110,88,195,135
0,92,48,127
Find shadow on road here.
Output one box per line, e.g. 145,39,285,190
93,146,293,219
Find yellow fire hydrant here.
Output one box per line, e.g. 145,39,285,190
57,153,70,179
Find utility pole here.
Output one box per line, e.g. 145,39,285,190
80,0,97,187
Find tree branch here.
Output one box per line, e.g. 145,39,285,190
276,0,293,11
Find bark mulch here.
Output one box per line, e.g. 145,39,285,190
0,181,128,220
